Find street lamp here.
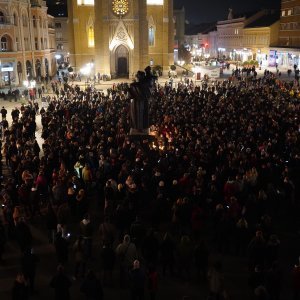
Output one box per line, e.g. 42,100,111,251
23,80,36,100
178,60,185,66
80,63,93,88
55,54,62,75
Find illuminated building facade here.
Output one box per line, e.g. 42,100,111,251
67,0,174,77
0,0,56,87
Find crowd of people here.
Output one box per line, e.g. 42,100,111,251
0,68,299,300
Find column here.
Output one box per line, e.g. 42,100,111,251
139,0,148,70
14,59,19,86
94,0,110,75
162,0,174,73
67,0,76,68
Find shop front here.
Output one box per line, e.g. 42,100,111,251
269,48,300,69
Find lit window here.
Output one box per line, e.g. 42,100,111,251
88,26,94,47
147,0,163,5
0,12,4,24
149,26,155,46
288,9,292,16
77,0,94,5
282,10,286,17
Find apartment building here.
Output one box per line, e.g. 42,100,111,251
270,0,300,68
0,0,56,87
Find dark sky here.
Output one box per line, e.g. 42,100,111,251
174,0,281,23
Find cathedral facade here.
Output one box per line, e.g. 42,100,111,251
67,0,174,78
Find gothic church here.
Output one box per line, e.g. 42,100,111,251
67,0,174,77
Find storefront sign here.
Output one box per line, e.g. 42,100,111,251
1,67,13,72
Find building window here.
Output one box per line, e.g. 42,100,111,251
22,14,27,26
295,6,300,14
44,38,48,48
77,0,94,5
288,9,292,16
57,44,63,50
88,26,94,47
149,26,155,46
1,36,8,51
282,10,286,17
41,38,43,49
16,37,19,51
55,22,62,28
33,16,36,27
35,37,38,50
24,38,28,50
56,32,63,39
0,12,4,24
13,13,18,25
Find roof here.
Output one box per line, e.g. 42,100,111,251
245,12,280,28
47,4,68,17
174,5,184,11
185,22,216,35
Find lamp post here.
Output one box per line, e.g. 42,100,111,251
55,54,62,76
80,63,93,89
23,79,36,100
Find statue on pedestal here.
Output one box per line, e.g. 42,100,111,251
129,66,156,135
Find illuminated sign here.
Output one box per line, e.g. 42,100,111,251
1,67,13,72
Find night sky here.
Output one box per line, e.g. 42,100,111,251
46,0,282,23
174,0,281,23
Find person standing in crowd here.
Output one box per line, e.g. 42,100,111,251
0,219,6,264
207,261,226,300
15,218,32,254
21,249,39,295
12,272,29,300
1,106,7,120
80,270,103,300
72,236,86,280
50,265,72,300
46,204,58,244
99,216,116,247
292,258,300,300
116,234,138,288
79,214,94,260
129,260,145,300
147,264,158,300
100,242,115,287
54,231,69,265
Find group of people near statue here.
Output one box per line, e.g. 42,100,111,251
0,68,299,300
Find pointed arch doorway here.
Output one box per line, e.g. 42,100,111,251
115,45,129,77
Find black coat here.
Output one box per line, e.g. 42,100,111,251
50,273,72,300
